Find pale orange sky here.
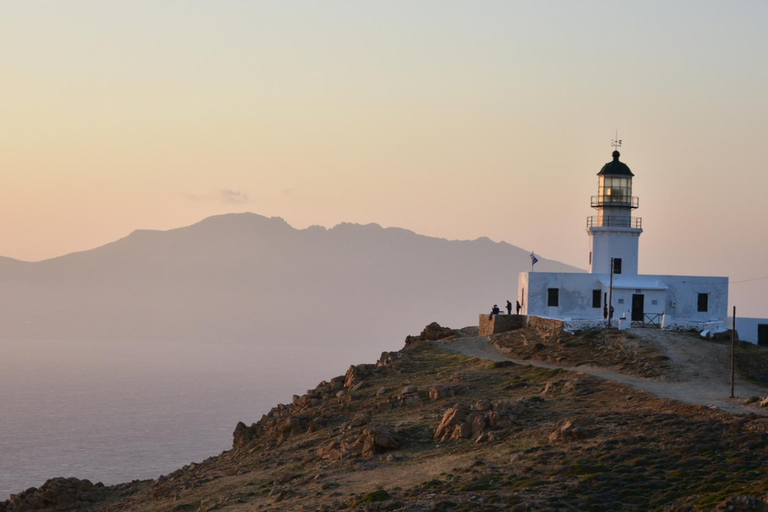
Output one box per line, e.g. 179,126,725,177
1,2,767,313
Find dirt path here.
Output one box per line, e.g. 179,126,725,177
435,331,768,416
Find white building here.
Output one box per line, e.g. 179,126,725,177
518,150,729,331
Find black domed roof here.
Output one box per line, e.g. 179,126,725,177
597,150,634,177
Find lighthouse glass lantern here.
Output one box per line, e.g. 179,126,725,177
597,176,632,205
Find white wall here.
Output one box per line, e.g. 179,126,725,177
589,227,641,275
658,275,729,323
520,271,729,326
727,317,768,345
520,272,605,320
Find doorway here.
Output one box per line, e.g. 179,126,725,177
631,294,644,323
759,324,768,347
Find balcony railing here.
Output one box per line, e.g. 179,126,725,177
591,195,639,209
586,216,642,228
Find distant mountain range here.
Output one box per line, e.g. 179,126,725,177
0,213,580,353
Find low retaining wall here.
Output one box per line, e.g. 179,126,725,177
478,314,527,336
662,320,726,335
563,319,608,331
527,316,566,341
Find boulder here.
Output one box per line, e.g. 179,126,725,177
317,424,399,460
377,351,400,368
330,376,346,391
3,478,97,512
360,425,399,457
434,401,519,443
434,403,471,442
350,413,371,427
429,385,456,400
278,416,305,436
474,401,492,412
549,419,589,443
344,364,375,389
233,421,258,449
405,322,459,345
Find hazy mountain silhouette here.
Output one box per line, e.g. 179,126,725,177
0,213,580,354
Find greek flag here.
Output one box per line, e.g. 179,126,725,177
530,252,539,266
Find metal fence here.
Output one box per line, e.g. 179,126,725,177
630,313,662,328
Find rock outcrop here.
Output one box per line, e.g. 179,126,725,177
317,423,400,460
434,401,522,443
0,478,103,512
404,322,458,345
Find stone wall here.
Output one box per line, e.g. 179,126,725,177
478,314,527,336
527,316,566,335
527,316,567,342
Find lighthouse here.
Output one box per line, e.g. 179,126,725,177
516,144,728,331
587,150,642,275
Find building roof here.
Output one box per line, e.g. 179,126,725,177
597,151,634,177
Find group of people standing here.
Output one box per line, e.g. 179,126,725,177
489,300,521,319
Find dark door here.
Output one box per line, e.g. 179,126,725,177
631,294,644,322
759,324,768,347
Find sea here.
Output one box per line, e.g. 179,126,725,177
0,337,378,499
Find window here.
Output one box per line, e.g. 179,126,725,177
613,258,622,275
547,288,559,307
651,299,658,306
618,298,625,304
592,290,601,308
697,293,709,312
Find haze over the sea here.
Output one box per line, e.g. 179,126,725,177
0,214,576,497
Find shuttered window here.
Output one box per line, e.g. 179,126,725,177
548,288,559,307
697,293,708,312
592,290,601,308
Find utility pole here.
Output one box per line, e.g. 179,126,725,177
607,257,614,328
731,306,736,399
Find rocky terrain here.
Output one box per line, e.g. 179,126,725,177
5,323,768,512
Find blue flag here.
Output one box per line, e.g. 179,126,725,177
530,252,539,265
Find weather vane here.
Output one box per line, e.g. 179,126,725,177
611,130,622,151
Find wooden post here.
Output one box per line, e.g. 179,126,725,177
730,306,736,399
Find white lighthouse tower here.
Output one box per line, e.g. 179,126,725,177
517,142,728,331
587,150,642,276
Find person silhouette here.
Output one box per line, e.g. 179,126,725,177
489,304,500,320
506,300,512,315
516,300,522,315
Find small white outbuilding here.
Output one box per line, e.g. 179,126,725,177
518,149,728,331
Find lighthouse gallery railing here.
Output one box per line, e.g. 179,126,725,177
586,216,642,228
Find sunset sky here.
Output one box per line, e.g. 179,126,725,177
1,2,767,312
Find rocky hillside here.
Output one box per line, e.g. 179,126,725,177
5,325,768,512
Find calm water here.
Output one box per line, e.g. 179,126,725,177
0,338,374,499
